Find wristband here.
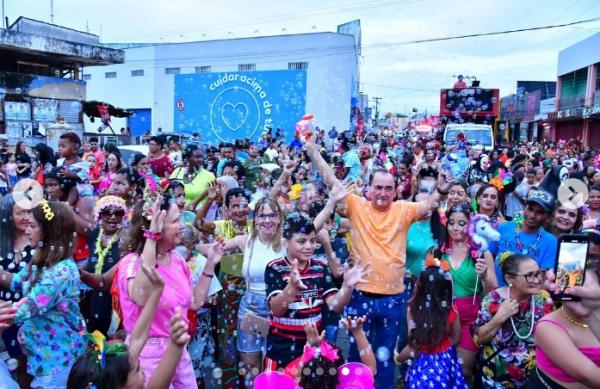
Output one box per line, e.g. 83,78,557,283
201,271,214,279
143,231,162,241
436,187,449,195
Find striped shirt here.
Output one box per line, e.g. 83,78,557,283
265,256,338,366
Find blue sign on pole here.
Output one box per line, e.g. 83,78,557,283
174,70,307,143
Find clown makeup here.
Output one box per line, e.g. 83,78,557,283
479,155,490,171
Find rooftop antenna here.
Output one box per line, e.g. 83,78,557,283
50,0,54,23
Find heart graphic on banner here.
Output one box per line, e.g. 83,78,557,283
221,103,248,131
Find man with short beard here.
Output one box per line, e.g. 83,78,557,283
489,189,558,286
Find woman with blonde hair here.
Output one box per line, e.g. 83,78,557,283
200,196,285,386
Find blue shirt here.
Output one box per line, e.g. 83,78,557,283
342,150,362,181
488,221,557,286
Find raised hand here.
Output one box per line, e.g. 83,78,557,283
169,307,191,347
290,258,308,290
206,181,220,202
282,158,298,176
330,180,355,204
207,236,226,265
303,322,325,346
148,195,166,234
140,264,165,296
340,315,367,333
342,262,371,288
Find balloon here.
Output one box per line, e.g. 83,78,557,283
295,113,315,141
254,371,300,389
336,362,375,389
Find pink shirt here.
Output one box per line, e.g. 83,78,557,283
118,251,192,338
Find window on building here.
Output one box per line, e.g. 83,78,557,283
105,72,117,79
82,74,92,81
238,64,256,72
195,66,211,73
288,62,308,70
131,69,144,77
165,67,181,75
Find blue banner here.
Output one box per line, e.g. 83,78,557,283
174,70,307,143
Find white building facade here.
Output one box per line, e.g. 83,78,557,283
83,32,359,143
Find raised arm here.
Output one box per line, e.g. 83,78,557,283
129,198,165,306
128,265,164,361
341,316,376,375
313,181,353,233
326,262,371,313
316,229,344,279
302,138,340,189
190,238,225,311
193,182,219,235
269,159,296,200
146,308,190,389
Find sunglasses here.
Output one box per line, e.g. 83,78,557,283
100,209,125,219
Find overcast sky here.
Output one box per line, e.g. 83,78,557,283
6,0,600,114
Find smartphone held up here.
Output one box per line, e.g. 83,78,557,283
554,234,590,301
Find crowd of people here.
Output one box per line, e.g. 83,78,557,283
0,126,600,389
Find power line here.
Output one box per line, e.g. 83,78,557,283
110,0,419,40
363,16,600,50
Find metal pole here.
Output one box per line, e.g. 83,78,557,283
2,0,5,27
50,0,54,23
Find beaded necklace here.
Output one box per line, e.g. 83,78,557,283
94,229,119,275
514,228,543,256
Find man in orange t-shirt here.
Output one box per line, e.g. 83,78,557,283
302,131,439,389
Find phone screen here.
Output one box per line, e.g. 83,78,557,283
555,239,589,292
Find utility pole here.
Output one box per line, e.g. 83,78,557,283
373,97,382,125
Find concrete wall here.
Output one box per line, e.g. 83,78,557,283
84,32,358,136
557,32,600,76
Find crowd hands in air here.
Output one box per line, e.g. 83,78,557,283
1,124,600,389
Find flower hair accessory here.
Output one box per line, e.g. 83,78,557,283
425,257,450,272
489,168,512,192
39,199,54,221
93,195,127,222
302,341,339,364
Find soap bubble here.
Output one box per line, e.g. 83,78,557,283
376,346,390,362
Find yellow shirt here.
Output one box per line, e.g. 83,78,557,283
345,194,420,294
170,167,215,209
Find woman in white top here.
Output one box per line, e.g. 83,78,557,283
221,197,285,385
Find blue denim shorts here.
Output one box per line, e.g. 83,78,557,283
236,291,269,353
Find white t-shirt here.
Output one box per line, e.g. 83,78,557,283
243,236,286,295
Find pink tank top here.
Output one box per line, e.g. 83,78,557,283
536,319,600,383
